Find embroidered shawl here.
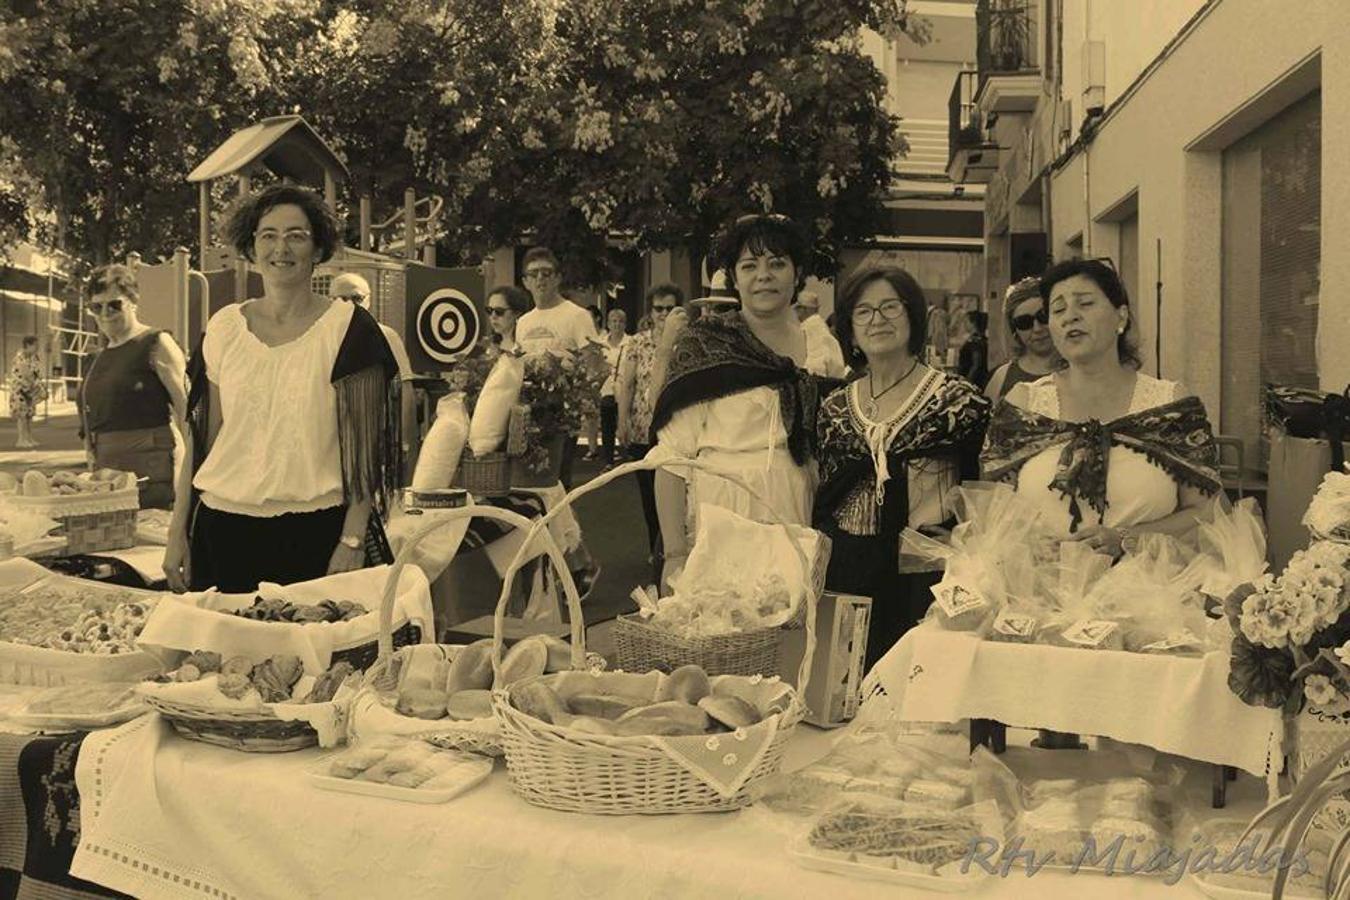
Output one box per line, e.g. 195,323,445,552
814,372,991,536
981,395,1221,531
648,314,840,465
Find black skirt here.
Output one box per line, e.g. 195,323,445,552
189,503,347,593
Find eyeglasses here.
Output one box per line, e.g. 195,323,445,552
523,267,556,280
651,304,676,313
486,306,512,317
851,299,907,326
87,299,125,316
332,293,366,303
1011,309,1050,331
254,228,313,248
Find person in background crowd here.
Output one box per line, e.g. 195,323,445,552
984,277,1059,401
516,247,598,487
617,283,683,580
329,272,417,480
9,335,45,450
598,307,629,468
648,214,842,589
583,305,606,460
795,289,847,378
484,285,532,354
815,266,991,670
981,257,1222,749
958,310,990,389
164,184,400,594
78,266,188,509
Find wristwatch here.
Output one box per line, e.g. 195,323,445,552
338,534,363,550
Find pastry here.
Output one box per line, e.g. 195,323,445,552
304,661,354,704
397,687,449,720
499,637,549,686
567,693,642,720
176,664,202,683
511,681,569,724
221,656,254,678
251,654,304,702
444,639,495,694
617,700,711,733
217,673,252,700
182,650,222,674
657,664,711,704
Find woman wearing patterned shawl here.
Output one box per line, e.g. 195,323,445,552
647,214,842,589
981,257,1222,558
163,185,400,593
815,267,991,669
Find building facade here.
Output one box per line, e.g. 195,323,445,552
950,0,1344,462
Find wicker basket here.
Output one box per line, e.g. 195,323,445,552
8,486,139,554
141,695,320,752
488,456,819,815
453,450,512,497
611,531,830,677
366,505,575,756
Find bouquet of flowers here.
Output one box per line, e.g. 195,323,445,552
513,343,609,475
444,340,500,413
1305,467,1350,542
1227,539,1350,713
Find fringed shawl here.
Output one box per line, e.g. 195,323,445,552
814,372,990,536
185,304,402,525
981,395,1222,532
648,314,840,465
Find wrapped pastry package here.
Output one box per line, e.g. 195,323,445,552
1080,535,1210,654
1197,497,1270,600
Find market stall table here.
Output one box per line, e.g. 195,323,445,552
862,625,1285,801
47,713,1270,900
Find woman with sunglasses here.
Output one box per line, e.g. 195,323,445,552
984,277,1060,401
79,265,188,509
815,266,991,670
163,184,401,594
648,215,842,589
484,285,532,354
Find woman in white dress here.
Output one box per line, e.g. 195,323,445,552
981,257,1223,747
648,214,843,588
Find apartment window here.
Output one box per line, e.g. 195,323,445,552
1221,91,1321,461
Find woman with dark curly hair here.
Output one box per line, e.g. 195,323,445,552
815,266,991,667
163,184,400,593
647,213,843,588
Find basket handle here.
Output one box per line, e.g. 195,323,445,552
490,456,820,697
376,503,581,672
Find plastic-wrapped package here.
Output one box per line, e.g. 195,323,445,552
466,354,524,455
1080,534,1210,655
639,504,825,638
1197,496,1270,599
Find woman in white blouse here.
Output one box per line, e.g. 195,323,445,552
647,214,842,588
162,185,399,593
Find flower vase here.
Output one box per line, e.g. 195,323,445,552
1292,704,1350,842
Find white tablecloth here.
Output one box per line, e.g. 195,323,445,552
68,714,1258,900
862,625,1285,781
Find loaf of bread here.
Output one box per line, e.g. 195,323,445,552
444,639,495,694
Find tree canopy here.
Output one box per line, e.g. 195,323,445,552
0,0,925,281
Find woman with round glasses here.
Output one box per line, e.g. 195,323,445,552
484,285,532,354
648,215,841,589
815,266,991,668
984,276,1060,401
164,184,401,593
78,264,188,509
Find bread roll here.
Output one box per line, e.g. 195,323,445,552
500,637,548,686
567,693,641,720
444,639,495,694
656,665,711,704
566,716,620,736
540,635,574,673
698,695,761,729
397,687,449,720
617,700,711,733
511,680,569,725
445,689,493,721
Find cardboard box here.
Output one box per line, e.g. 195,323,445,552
778,591,872,728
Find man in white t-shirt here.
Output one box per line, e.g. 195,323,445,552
515,246,598,487
516,247,599,354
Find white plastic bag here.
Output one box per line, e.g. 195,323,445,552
467,354,523,455
412,393,469,489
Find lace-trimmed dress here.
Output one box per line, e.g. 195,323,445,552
1014,373,1183,536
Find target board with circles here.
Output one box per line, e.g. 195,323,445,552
415,287,482,363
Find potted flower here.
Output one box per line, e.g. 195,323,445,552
509,342,609,486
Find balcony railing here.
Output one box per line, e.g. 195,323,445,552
948,70,984,167
976,0,1038,93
